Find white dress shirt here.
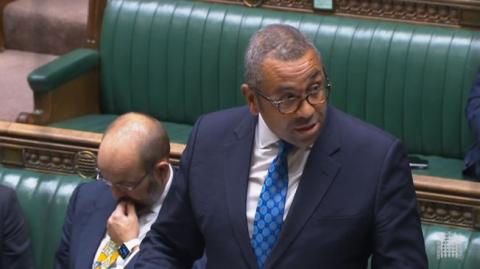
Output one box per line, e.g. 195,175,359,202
246,115,311,237
92,164,173,268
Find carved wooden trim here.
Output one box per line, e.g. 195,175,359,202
415,175,480,229
204,0,480,28
334,0,463,26
418,200,479,229
2,122,480,228
244,0,265,8
0,121,183,178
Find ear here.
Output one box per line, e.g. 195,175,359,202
241,83,259,115
153,160,170,185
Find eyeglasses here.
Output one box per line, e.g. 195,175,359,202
95,168,152,192
252,78,331,115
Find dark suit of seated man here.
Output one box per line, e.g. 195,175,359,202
134,24,428,268
464,70,480,178
54,112,175,269
0,185,34,269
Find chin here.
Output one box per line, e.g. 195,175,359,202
290,132,321,148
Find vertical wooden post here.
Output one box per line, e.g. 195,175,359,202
0,0,15,51
86,0,107,49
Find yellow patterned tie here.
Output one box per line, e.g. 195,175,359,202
93,240,120,269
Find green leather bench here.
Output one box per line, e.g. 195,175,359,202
26,0,480,181
0,166,86,269
1,164,479,268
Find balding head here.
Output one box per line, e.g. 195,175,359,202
97,112,171,208
101,112,170,171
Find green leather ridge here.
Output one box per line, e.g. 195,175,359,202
422,223,480,268
39,0,480,180
2,165,480,268
0,166,87,269
28,48,100,93
98,0,480,159
50,115,192,144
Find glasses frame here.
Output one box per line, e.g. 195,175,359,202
252,73,332,115
95,167,153,192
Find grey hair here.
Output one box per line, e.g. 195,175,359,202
244,24,320,89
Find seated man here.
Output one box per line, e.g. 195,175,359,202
464,70,480,178
0,185,34,269
54,112,173,269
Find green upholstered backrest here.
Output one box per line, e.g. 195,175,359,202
0,166,86,269
99,0,480,158
422,224,480,269
367,223,480,268
1,166,480,268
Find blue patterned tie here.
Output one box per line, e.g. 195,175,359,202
251,140,291,269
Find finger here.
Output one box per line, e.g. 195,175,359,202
114,201,125,212
126,202,137,219
111,201,126,218
122,201,128,215
116,200,128,215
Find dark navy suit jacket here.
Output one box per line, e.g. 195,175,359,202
54,175,205,269
464,70,480,178
0,186,34,269
135,105,427,268
54,181,117,269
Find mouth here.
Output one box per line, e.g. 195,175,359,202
294,122,318,132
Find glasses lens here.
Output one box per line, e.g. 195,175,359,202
307,89,327,104
279,98,301,114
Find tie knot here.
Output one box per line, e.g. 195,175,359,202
277,140,292,156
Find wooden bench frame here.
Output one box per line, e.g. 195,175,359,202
0,121,479,230
206,0,480,29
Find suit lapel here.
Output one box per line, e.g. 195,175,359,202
76,190,116,269
266,107,342,268
224,113,258,269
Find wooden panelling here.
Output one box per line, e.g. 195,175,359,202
0,121,182,177
0,0,16,50
205,0,480,28
1,121,480,229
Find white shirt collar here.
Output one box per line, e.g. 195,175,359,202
147,163,173,217
256,114,315,150
257,113,280,149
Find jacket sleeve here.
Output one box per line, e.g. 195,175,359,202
1,188,34,269
372,139,428,268
53,183,82,269
466,70,480,137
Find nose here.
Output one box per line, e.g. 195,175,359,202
295,97,316,118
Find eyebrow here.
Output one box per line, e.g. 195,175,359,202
270,68,324,95
309,69,322,81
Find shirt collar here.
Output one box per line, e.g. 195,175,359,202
256,113,280,149
256,114,314,150
148,163,173,216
